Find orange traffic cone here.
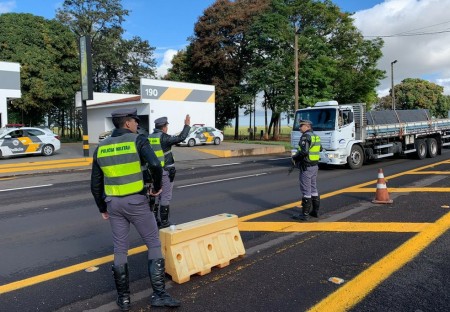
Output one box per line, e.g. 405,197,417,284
372,168,393,204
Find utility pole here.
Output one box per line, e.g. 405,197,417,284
294,26,299,112
391,60,398,110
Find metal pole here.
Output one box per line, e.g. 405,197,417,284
391,60,397,110
294,27,299,112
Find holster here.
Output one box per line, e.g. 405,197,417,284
166,167,176,182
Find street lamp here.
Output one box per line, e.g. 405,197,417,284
391,60,398,110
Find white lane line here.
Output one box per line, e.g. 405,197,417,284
177,173,268,188
268,157,290,161
211,162,241,167
0,184,53,192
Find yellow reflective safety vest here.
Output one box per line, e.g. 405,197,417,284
148,132,165,167
97,133,144,196
308,133,321,162
298,132,321,164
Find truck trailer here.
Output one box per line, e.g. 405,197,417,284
291,100,450,169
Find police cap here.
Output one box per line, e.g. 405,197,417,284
154,117,169,127
299,119,312,126
111,108,140,121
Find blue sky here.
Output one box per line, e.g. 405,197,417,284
1,0,450,98
0,1,382,73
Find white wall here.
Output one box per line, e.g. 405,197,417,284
87,102,148,144
0,62,21,127
149,100,215,134
141,78,216,134
75,91,139,108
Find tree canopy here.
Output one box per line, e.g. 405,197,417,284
167,0,385,137
57,0,156,94
0,13,79,126
379,78,450,118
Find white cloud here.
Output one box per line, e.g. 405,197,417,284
353,0,450,95
156,49,178,78
0,1,15,13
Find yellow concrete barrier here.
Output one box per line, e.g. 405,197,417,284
159,213,245,284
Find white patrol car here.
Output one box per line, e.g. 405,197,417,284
0,126,61,157
178,125,224,147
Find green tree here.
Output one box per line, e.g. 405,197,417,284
290,0,385,107
165,48,196,82
245,0,293,139
171,0,270,133
0,13,79,126
57,0,156,93
170,0,385,137
380,78,450,118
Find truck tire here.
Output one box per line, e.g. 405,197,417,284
415,139,427,159
426,138,438,158
347,145,364,169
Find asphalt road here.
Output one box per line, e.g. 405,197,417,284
0,146,449,312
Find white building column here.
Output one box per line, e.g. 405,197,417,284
0,62,21,127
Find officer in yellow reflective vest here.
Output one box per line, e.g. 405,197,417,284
91,108,180,310
148,115,191,228
291,119,322,221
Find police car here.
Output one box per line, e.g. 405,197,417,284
178,125,224,147
0,126,61,157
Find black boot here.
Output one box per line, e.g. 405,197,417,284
292,197,312,221
148,258,181,307
159,205,171,229
111,264,131,311
310,195,320,218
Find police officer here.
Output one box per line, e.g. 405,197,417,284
91,108,180,310
291,119,322,221
148,115,191,228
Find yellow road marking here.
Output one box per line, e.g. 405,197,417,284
0,158,92,173
0,245,147,295
344,187,450,193
238,222,430,233
405,171,450,174
308,211,450,312
0,158,92,169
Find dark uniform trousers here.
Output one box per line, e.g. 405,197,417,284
299,165,319,198
106,194,163,262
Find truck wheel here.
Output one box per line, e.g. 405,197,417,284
415,139,427,159
187,139,196,147
426,138,438,158
347,145,364,169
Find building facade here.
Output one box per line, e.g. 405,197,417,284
0,61,21,127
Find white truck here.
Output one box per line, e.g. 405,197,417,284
291,100,450,169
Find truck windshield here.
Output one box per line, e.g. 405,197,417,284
293,108,337,131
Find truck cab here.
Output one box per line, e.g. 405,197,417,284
291,101,363,168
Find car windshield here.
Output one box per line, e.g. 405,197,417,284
188,126,201,134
